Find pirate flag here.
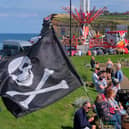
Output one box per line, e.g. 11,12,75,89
0,14,83,117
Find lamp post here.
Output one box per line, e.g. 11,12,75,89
69,0,72,56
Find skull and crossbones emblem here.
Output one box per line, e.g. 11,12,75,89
8,56,34,87
7,56,69,109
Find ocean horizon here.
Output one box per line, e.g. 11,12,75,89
0,33,39,49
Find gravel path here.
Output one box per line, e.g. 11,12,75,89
121,75,129,89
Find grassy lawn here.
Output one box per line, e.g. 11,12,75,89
0,55,129,129
123,67,129,79
54,14,129,25
71,54,129,81
95,15,129,25
0,87,97,129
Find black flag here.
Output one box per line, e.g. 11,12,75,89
0,14,83,117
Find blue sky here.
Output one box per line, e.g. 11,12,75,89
0,0,129,33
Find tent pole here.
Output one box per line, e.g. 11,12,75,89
70,0,72,56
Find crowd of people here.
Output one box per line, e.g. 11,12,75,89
73,56,129,129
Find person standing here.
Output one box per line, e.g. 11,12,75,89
115,63,123,89
96,75,107,94
106,58,113,73
95,62,100,70
90,56,96,69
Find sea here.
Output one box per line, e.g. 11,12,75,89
0,33,39,49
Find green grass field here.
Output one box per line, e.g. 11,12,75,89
0,55,129,129
54,14,129,25
94,15,129,25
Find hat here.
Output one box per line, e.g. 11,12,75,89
95,67,100,71
101,70,106,73
113,78,120,85
97,71,102,76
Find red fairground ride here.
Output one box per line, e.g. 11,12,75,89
62,5,106,44
89,30,128,54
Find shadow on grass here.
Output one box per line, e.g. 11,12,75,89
88,87,96,92
61,126,73,129
82,74,87,81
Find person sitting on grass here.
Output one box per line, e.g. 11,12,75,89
95,72,107,94
92,68,99,87
112,78,120,93
73,101,96,129
105,78,120,94
106,89,127,116
106,89,122,129
100,70,107,88
95,92,121,129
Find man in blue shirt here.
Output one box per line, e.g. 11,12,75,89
115,63,123,89
73,101,96,129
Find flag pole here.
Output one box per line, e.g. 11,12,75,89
69,0,72,56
